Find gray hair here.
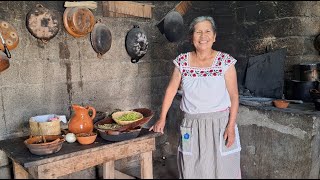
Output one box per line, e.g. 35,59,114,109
189,16,217,35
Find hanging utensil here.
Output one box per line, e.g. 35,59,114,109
0,32,11,58
125,25,148,63
0,51,9,72
26,4,60,43
90,19,112,58
0,20,19,51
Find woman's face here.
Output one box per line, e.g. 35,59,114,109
192,20,216,51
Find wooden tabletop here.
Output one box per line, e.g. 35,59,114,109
0,128,161,168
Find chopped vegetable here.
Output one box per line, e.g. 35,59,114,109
117,112,142,121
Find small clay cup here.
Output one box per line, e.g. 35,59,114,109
273,99,289,109
76,132,97,145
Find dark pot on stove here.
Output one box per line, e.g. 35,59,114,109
286,80,318,102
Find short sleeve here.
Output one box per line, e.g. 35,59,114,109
172,53,188,73
222,54,237,73
173,56,180,69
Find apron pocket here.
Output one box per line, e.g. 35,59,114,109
219,125,241,156
178,126,192,155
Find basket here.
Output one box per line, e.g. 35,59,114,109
112,111,143,125
29,114,62,136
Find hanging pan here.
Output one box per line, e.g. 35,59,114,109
0,20,19,51
163,11,184,42
63,7,95,38
26,4,60,43
0,51,9,73
125,25,148,63
90,19,112,58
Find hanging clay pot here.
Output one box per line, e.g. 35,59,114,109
0,20,19,51
90,19,112,58
26,4,60,43
125,25,148,63
63,7,95,38
0,51,10,72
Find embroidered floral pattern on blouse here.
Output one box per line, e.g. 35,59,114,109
174,52,236,78
182,69,222,77
174,53,188,67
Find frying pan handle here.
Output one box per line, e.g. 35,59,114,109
3,44,11,58
131,58,139,63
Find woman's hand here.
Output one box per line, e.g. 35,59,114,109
149,119,166,134
223,125,235,148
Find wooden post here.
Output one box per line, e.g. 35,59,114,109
103,161,115,179
140,151,153,179
12,161,30,179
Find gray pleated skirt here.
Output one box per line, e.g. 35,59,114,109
177,110,241,179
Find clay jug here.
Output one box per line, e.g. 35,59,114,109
68,104,96,134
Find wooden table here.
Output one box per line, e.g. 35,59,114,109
0,128,161,179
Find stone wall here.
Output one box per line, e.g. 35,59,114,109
233,1,320,84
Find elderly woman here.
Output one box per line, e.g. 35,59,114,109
149,16,241,179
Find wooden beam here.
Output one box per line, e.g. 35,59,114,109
140,151,153,179
13,161,30,179
102,1,155,18
115,170,136,179
103,161,115,179
64,1,97,10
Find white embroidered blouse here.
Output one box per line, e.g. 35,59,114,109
173,51,237,114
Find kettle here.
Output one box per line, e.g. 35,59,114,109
68,104,96,134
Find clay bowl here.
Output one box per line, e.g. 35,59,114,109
273,99,289,109
24,135,65,155
76,132,97,145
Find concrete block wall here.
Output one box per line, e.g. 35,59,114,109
233,1,320,84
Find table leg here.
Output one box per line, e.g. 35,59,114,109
12,161,30,179
140,151,153,179
103,160,115,179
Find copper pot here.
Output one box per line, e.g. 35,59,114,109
63,7,95,38
0,51,9,72
0,20,19,51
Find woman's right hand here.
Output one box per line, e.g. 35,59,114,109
149,119,166,134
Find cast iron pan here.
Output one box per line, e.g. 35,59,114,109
163,11,184,42
90,19,112,58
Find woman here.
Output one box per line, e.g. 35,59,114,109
149,16,241,179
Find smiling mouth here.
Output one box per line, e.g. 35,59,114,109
199,40,208,44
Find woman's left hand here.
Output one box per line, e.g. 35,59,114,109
223,125,235,148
